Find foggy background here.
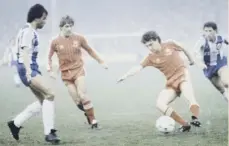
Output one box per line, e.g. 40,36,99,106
0,1,227,145
0,0,227,65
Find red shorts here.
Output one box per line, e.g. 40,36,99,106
61,68,85,84
166,67,187,93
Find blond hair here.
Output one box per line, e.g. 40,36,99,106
59,15,74,27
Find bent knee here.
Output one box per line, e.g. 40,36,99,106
44,91,55,101
156,100,168,114
156,102,164,112
217,86,226,93
219,68,228,86
81,99,93,110
220,73,228,86
156,101,173,116
77,89,87,99
221,78,228,88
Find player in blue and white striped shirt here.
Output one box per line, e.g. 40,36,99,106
7,4,60,144
194,22,228,102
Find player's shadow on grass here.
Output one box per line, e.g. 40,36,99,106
45,140,86,145
0,138,43,146
156,130,207,138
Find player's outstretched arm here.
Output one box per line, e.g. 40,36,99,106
117,54,151,83
47,41,55,72
47,40,58,79
117,65,143,83
81,36,108,69
193,40,207,69
173,40,194,65
181,48,195,65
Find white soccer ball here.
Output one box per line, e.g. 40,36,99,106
156,116,175,133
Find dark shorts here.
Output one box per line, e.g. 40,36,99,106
17,63,41,86
203,56,227,79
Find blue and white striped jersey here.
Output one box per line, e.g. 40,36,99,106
194,35,228,66
16,23,39,66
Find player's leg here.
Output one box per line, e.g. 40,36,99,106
218,66,228,88
180,70,201,127
156,88,191,132
64,80,91,124
29,74,60,143
210,76,228,102
8,87,43,141
16,62,59,143
75,76,100,129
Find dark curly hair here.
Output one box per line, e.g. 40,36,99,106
141,31,161,44
203,21,218,32
27,4,48,23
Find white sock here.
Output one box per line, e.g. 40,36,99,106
14,101,41,127
42,99,55,135
222,90,228,102
92,119,97,124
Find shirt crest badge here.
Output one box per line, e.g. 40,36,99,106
59,45,64,50
73,41,79,47
164,48,172,55
154,58,161,64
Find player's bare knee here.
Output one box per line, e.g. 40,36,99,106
80,98,93,110
45,91,55,101
156,102,174,116
37,96,45,102
156,103,165,113
219,68,228,87
221,74,228,87
218,87,225,94
77,89,87,100
214,83,225,92
164,107,174,116
221,78,228,88
77,90,93,109
72,96,81,104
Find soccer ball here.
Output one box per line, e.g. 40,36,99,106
156,116,175,134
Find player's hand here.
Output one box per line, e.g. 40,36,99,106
101,62,108,70
198,63,207,70
117,76,125,83
26,72,31,82
200,64,207,70
189,61,195,66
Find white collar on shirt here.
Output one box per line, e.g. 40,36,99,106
202,34,223,44
26,22,37,31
